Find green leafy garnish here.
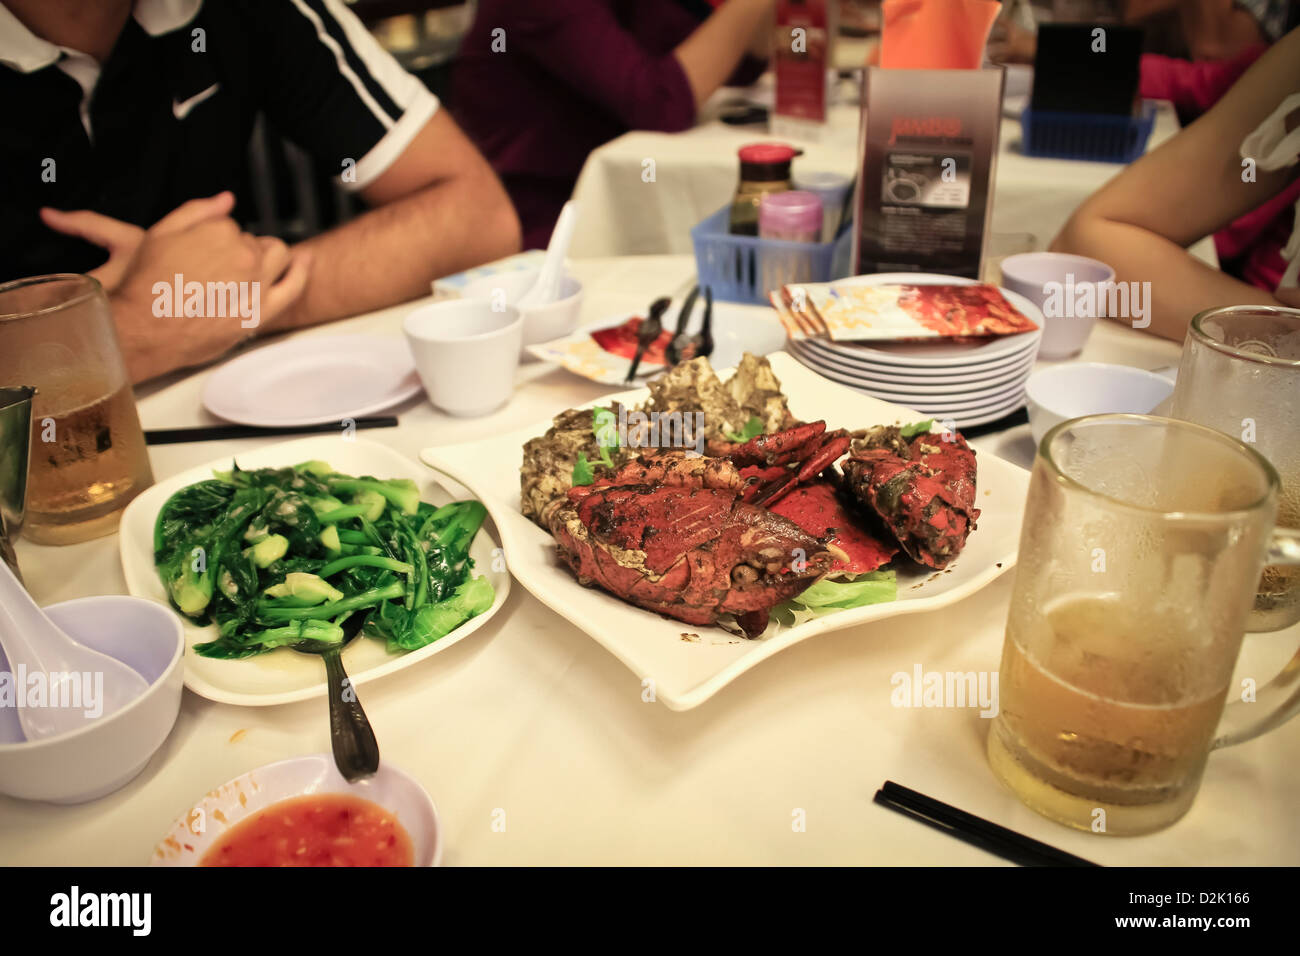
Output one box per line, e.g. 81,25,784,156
725,416,764,443
771,570,898,627
593,407,618,467
572,452,596,487
900,419,935,439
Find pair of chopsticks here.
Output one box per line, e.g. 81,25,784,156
874,780,1099,867
144,416,399,446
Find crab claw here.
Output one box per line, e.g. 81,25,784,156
729,421,852,507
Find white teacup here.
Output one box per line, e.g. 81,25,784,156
403,300,522,417
1001,252,1116,359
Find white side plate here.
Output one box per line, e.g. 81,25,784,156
420,351,1028,711
202,335,422,426
119,436,510,706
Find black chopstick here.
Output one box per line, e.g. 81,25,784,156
873,780,1099,867
144,416,400,446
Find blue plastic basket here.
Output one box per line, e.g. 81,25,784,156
1020,100,1157,164
691,206,853,305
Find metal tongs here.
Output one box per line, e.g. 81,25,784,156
665,285,713,367
624,296,671,384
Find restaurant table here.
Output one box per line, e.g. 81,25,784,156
569,88,1190,260
4,254,1296,866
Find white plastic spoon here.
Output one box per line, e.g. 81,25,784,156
517,200,579,309
0,559,148,740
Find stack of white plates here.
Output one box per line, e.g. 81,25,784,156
785,273,1043,427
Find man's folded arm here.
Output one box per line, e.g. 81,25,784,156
250,0,520,331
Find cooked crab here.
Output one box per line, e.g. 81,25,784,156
544,452,834,636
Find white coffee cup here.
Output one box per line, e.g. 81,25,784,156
403,300,522,417
1000,252,1116,359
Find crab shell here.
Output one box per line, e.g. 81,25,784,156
545,454,833,637
841,431,980,569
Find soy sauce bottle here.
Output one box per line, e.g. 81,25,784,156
728,143,798,236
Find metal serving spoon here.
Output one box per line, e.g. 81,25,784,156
293,613,379,782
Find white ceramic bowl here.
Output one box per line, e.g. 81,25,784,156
1026,362,1176,447
151,753,442,866
403,299,523,417
0,595,184,804
461,267,584,348
1001,252,1116,359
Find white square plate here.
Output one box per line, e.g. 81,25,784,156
119,436,510,706
420,352,1028,710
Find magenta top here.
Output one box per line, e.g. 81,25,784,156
1139,44,1296,294
452,0,765,249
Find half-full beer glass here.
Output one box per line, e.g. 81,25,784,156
1171,305,1300,631
0,274,153,543
988,415,1300,835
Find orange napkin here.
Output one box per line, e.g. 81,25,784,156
880,0,1002,69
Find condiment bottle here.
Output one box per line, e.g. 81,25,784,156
758,190,824,292
758,190,824,243
728,143,797,236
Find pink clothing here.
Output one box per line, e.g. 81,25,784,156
1140,45,1296,293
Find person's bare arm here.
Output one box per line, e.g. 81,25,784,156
675,0,776,109
1178,0,1268,60
267,109,520,333
1050,28,1300,341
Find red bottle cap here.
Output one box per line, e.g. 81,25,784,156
738,143,798,165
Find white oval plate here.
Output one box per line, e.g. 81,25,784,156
202,335,422,427
822,386,1027,428
420,351,1029,711
118,436,510,706
796,273,1043,368
150,754,441,866
798,333,1038,379
789,352,1030,410
788,339,1036,396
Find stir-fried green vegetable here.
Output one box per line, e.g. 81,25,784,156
154,461,494,659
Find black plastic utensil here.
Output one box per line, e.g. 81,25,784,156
665,286,714,365
665,285,700,367
624,296,671,383
293,613,379,782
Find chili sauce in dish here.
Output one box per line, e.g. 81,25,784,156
199,793,415,867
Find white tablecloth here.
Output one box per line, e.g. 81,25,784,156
569,92,1200,264
3,255,1294,865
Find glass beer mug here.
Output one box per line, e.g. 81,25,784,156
1170,305,1300,631
988,414,1300,836
0,274,154,543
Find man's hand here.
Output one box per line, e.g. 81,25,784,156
40,206,145,293
93,194,310,382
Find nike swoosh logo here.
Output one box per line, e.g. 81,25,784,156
172,82,219,120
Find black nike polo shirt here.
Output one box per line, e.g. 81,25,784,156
0,0,438,281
